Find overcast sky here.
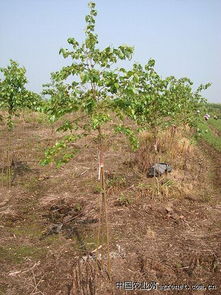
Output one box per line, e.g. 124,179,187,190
0,0,220,103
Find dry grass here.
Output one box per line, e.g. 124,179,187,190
0,113,221,294
133,127,213,202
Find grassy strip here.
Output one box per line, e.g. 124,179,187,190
208,118,221,132
197,121,221,152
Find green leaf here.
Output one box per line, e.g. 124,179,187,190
88,2,96,9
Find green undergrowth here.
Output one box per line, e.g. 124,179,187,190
197,121,221,152
208,118,221,132
0,245,47,264
9,223,43,239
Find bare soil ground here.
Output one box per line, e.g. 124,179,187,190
0,114,220,295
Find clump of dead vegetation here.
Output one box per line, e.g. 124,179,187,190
132,126,213,202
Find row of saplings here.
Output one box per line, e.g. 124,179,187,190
0,1,211,284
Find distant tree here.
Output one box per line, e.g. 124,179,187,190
167,78,211,128
114,59,211,151
0,59,42,129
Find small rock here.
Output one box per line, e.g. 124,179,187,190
147,163,172,177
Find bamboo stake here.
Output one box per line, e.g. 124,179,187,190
97,127,111,279
7,131,12,189
1,157,4,188
100,165,111,279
